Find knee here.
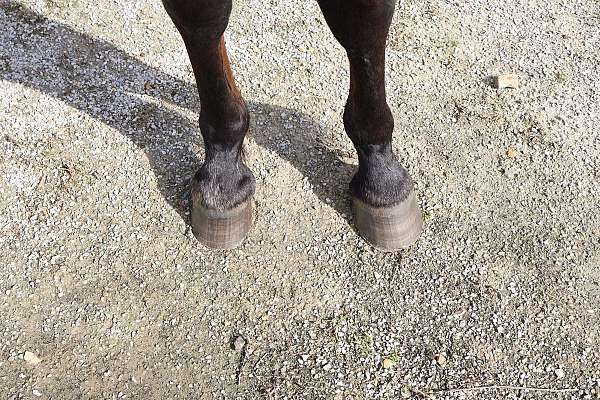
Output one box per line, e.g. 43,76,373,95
163,0,232,40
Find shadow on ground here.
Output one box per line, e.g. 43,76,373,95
0,2,355,227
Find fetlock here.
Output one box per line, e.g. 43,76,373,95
350,142,414,208
191,143,255,211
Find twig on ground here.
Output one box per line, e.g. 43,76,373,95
235,344,247,385
252,351,268,370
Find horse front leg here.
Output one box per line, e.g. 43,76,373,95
317,0,423,250
163,0,254,249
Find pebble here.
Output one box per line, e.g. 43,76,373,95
23,351,41,365
436,354,447,367
495,73,520,89
400,386,412,399
233,336,246,352
506,148,518,159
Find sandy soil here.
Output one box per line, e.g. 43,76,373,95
1,0,599,398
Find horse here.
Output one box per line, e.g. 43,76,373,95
162,0,423,251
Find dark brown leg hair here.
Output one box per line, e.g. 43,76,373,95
317,0,414,207
163,0,421,249
163,0,255,211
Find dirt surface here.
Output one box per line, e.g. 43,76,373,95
1,0,600,398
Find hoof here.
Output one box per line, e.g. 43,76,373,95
352,190,422,251
191,197,253,250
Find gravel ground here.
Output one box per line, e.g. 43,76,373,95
1,0,600,398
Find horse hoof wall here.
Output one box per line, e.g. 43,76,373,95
352,190,422,251
191,198,253,250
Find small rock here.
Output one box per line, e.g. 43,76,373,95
382,358,395,369
506,148,518,159
32,389,42,397
555,368,565,378
400,385,412,399
495,73,520,89
233,336,246,352
436,354,447,367
50,255,62,265
23,351,41,365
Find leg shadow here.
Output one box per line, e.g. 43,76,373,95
1,2,355,226
247,102,355,220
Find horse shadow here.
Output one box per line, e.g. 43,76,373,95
0,2,357,228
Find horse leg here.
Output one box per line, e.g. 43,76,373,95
163,0,254,249
317,0,422,250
